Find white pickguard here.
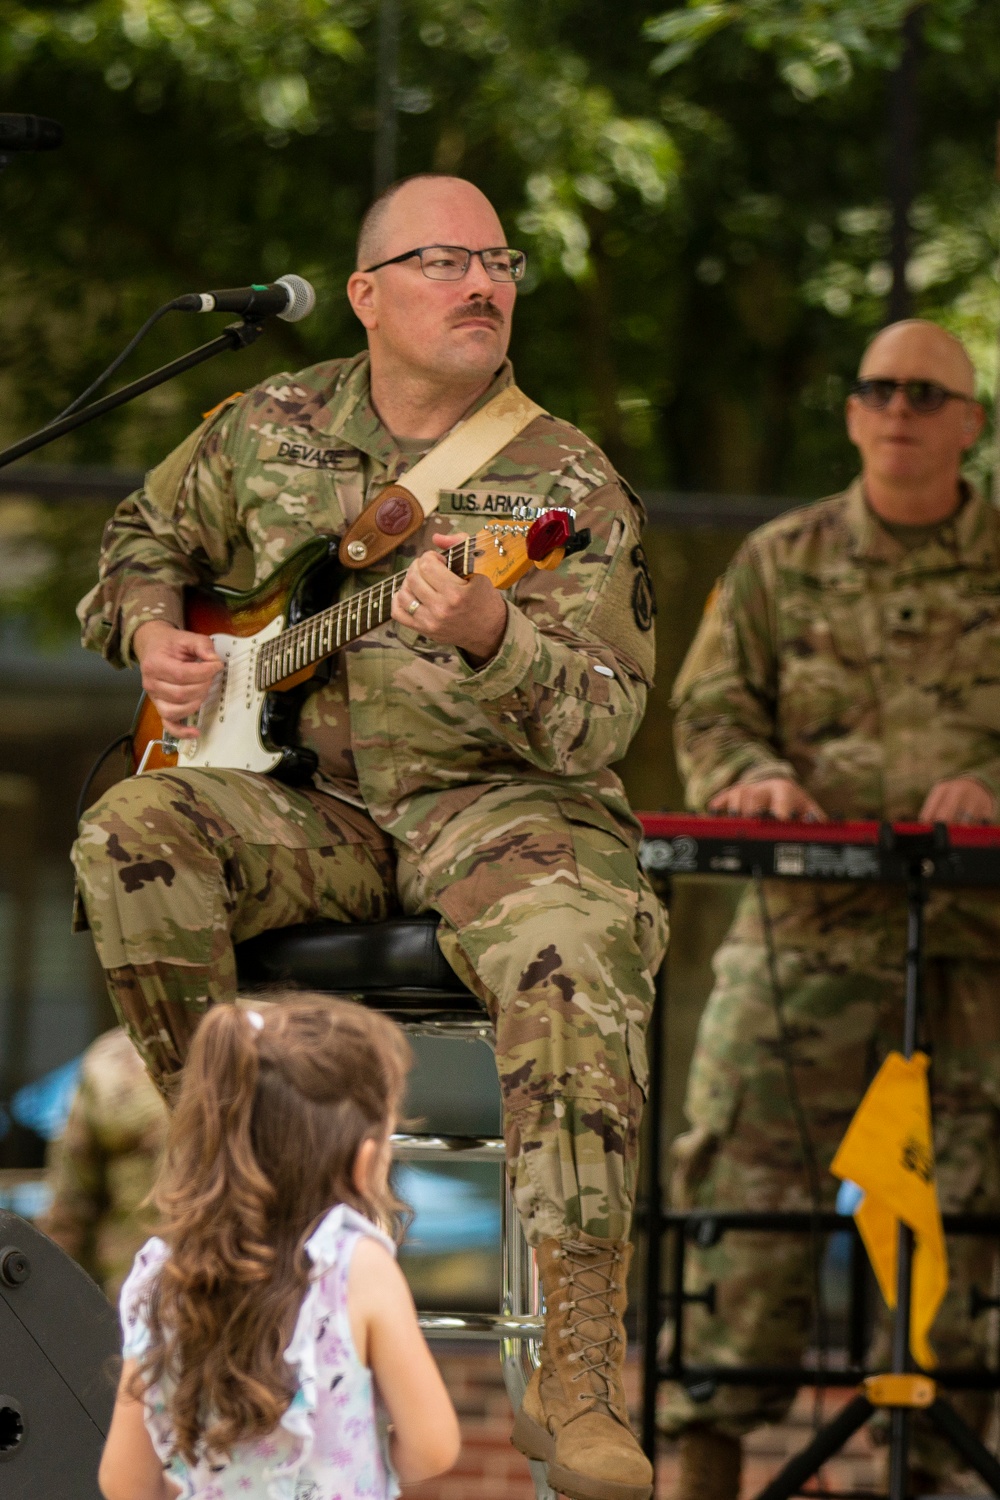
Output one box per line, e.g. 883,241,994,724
173,616,286,773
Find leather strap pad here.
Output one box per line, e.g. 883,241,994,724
339,485,425,568
338,384,547,570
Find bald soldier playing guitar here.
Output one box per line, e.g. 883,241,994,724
74,174,667,1500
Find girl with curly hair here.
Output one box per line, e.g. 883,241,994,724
98,996,460,1499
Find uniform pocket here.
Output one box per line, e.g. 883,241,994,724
556,798,640,909
557,797,655,1099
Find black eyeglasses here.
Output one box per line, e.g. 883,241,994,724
363,245,527,282
851,378,974,415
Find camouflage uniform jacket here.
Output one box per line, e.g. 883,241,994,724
673,478,1000,960
78,353,656,854
40,1028,167,1301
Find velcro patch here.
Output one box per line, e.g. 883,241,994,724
439,488,546,515
257,436,358,470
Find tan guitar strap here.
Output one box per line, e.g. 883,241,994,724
339,384,546,568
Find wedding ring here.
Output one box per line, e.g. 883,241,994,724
407,598,421,616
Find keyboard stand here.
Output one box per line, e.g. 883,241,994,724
638,822,1000,1500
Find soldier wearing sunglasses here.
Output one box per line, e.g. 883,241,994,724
662,321,1000,1499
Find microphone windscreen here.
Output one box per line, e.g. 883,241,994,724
0,114,63,150
275,274,317,323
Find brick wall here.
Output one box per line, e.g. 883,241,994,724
404,1348,538,1500
405,1349,884,1499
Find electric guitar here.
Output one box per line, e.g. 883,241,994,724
131,507,589,785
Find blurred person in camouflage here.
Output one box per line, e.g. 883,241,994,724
40,1027,166,1303
661,320,1000,1498
72,174,668,1500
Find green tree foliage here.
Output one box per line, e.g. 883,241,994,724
0,0,677,467
647,0,975,99
2,0,1000,642
643,0,1000,494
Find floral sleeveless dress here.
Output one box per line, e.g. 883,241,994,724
120,1204,400,1500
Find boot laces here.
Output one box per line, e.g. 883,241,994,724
554,1242,624,1407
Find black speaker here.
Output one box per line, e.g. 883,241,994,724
0,1209,119,1498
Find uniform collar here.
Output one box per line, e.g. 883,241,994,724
308,349,516,464
844,475,1000,570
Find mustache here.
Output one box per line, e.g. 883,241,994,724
449,298,504,327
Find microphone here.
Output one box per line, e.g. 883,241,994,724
171,274,316,323
0,114,63,151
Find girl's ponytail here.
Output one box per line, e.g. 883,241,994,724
155,1004,274,1285
136,996,411,1467
140,1006,282,1462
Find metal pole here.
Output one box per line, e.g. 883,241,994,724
887,8,921,322
0,319,265,471
374,0,400,195
887,871,926,1499
753,1396,874,1500
888,1223,916,1500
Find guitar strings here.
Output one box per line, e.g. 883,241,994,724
258,535,472,687
216,544,452,678
207,534,476,690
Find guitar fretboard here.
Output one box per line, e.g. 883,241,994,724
256,535,474,690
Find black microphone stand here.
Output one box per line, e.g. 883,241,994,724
0,317,265,470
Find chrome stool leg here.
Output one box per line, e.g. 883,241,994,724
390,1016,554,1500
501,1151,557,1500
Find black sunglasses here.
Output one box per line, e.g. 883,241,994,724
851,378,974,415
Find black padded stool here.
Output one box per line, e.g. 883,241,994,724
236,913,553,1500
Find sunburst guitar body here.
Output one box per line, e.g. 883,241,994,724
132,508,589,785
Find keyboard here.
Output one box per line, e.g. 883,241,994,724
636,815,1000,886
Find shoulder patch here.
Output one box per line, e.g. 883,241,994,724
585,518,657,685
630,543,657,632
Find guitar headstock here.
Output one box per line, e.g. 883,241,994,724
469,509,590,590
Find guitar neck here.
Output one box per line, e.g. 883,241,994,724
256,535,474,690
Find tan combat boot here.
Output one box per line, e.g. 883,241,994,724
520,1234,653,1500
510,1244,598,1467
671,1427,741,1500
511,1336,562,1463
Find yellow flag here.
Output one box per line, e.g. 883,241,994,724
830,1051,947,1368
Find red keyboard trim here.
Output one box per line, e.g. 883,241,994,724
637,814,1000,848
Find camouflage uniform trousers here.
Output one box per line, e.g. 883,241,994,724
72,768,668,1247
657,940,1000,1479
